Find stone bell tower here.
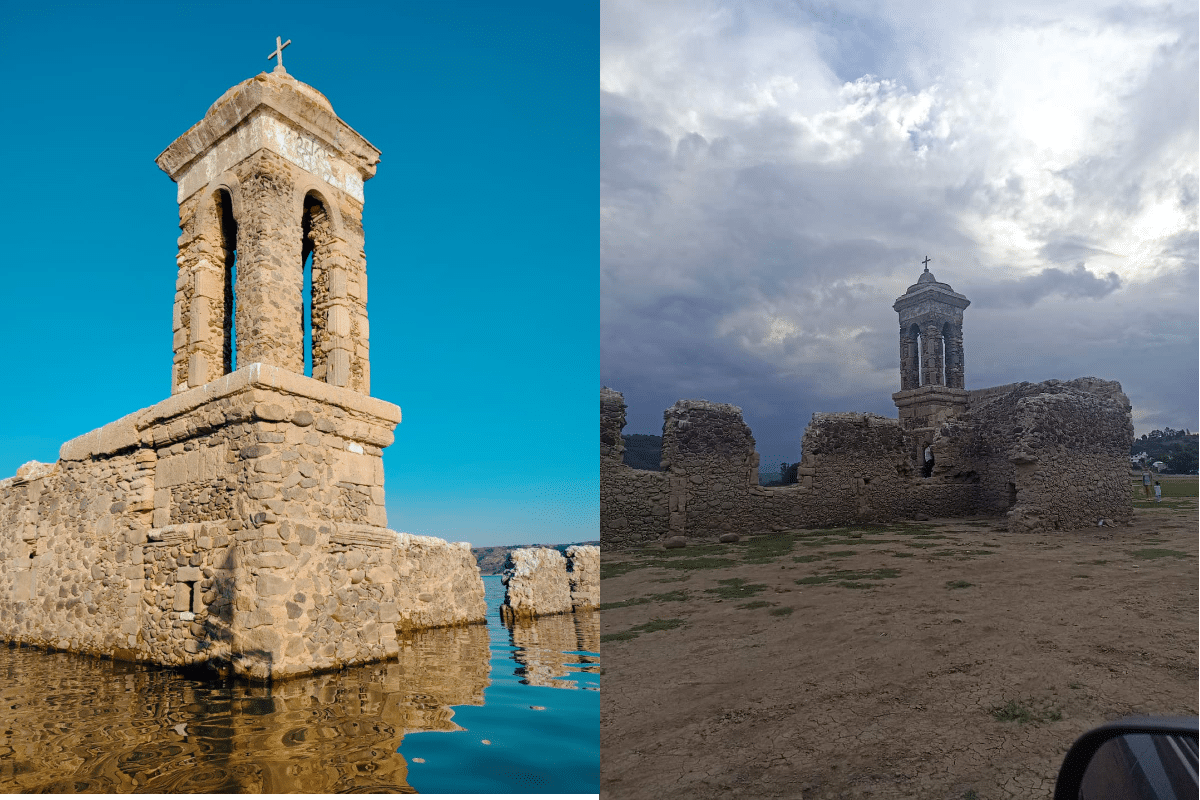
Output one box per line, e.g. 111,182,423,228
156,55,380,395
891,259,970,432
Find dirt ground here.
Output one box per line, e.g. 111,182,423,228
600,490,1198,799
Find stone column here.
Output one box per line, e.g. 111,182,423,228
921,322,944,387
945,324,965,389
310,206,369,392
234,153,304,374
899,327,919,390
172,194,233,393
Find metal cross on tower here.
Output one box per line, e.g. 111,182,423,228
268,36,291,70
922,255,932,272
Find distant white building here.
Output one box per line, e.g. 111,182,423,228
1130,451,1149,463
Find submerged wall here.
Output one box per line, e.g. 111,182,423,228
500,545,600,622
0,364,486,680
600,378,1133,547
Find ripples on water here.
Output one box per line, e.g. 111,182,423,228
0,575,598,793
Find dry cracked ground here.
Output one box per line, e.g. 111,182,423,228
600,488,1197,799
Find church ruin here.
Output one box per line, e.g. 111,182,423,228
601,264,1135,546
0,57,496,680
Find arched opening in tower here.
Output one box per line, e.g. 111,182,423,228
216,188,238,374
301,193,334,380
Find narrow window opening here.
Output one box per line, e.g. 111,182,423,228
186,580,198,612
302,249,313,377
218,189,238,373
301,194,332,381
1006,481,1018,508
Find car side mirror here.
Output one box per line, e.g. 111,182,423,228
1055,716,1198,799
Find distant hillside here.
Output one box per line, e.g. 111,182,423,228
472,540,601,575
1132,428,1198,474
622,433,662,471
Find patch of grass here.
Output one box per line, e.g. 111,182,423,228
945,580,974,590
1068,683,1082,690
653,574,692,583
1071,574,1090,579
1131,479,1197,498
1089,559,1109,565
704,578,768,599
598,597,649,611
652,556,740,571
929,549,996,559
738,535,796,563
990,700,1062,725
1128,548,1190,560
600,617,687,643
792,554,824,563
651,590,690,602
737,600,774,610
837,581,875,589
825,550,858,558
904,542,941,549
796,568,900,586
768,606,794,616
600,561,644,580
963,791,979,800
890,551,916,558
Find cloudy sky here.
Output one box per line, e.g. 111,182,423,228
601,0,1198,473
2,2,595,548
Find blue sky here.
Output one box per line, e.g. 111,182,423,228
1,2,597,548
602,1,1198,473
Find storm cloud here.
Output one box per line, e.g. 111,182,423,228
601,0,1198,472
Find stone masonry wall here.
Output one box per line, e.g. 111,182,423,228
951,378,1134,532
600,378,1134,547
0,365,486,680
601,388,669,546
565,544,600,610
500,548,569,622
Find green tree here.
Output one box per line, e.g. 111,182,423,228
1165,447,1198,474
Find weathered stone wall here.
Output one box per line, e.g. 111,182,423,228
0,365,486,680
600,388,670,546
500,548,568,621
565,544,599,610
946,378,1134,531
601,378,1134,547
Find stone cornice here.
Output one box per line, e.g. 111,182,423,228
893,283,971,312
60,363,401,461
155,71,380,187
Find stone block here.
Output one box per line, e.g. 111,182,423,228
328,305,352,338
178,566,203,582
328,349,350,387
257,572,290,596
254,403,288,422
248,483,277,499
193,268,222,300
173,583,191,611
329,267,348,298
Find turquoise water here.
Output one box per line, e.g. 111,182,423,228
401,576,599,793
0,575,599,793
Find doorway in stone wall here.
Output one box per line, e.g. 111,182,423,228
1007,481,1018,508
